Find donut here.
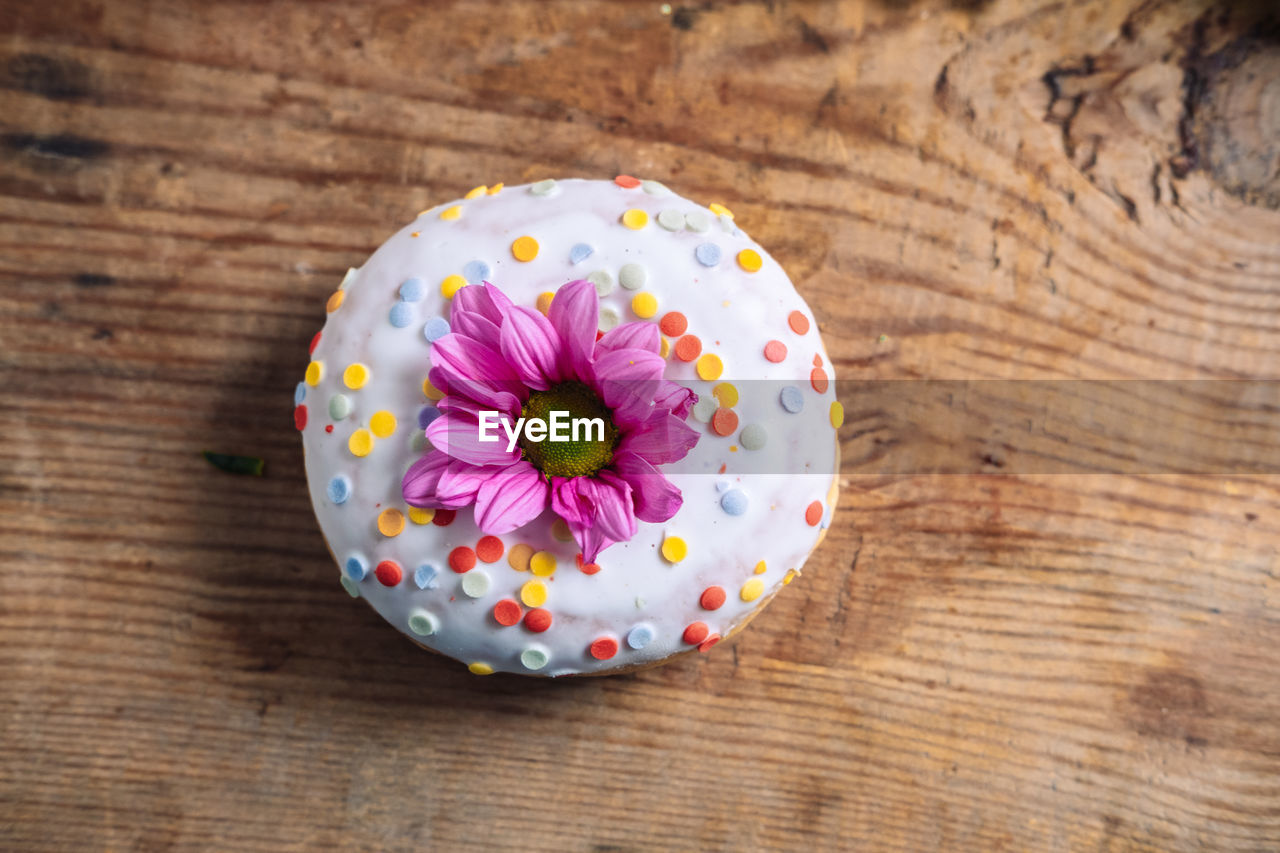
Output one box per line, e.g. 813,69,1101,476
297,177,840,676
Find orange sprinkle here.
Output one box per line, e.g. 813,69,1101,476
614,174,641,188
589,637,619,660
788,311,811,335
326,290,344,312
659,312,688,337
805,501,823,526
683,622,709,645
813,353,823,367
576,554,602,575
377,508,405,537
449,546,477,573
700,586,726,610
711,407,739,437
674,335,702,362
698,634,721,653
524,608,552,633
493,599,522,626
811,367,829,393
763,340,787,363
375,560,402,586
475,536,504,563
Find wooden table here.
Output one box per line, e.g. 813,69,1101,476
3,1,1278,849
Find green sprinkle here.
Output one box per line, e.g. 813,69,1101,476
202,451,265,476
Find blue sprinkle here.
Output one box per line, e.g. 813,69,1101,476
414,564,440,590
344,553,368,581
399,277,425,302
389,302,414,328
423,316,451,343
627,623,655,650
418,406,441,429
293,381,307,405
569,243,594,264
779,386,805,414
720,489,748,516
715,480,731,493
694,242,722,267
462,260,491,284
327,475,352,504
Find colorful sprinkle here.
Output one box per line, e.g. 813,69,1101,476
811,367,829,393
530,551,557,577
343,363,369,389
327,475,351,504
720,489,748,516
615,174,641,188
712,383,738,407
588,270,614,296
784,569,797,585
375,560,402,586
449,546,477,573
418,406,441,429
618,263,647,290
462,260,491,284
683,622,709,645
709,202,734,219
439,205,462,220
674,335,702,362
570,243,594,264
696,353,723,380
536,291,554,315
700,586,727,610
507,543,534,572
754,560,767,574
476,535,504,563
695,243,722,267
788,311,811,335
521,582,548,608
468,662,494,676
461,570,491,598
329,394,352,420
642,180,669,195
377,508,405,537
441,274,467,299
423,316,450,342
589,637,619,660
339,576,360,598
465,185,487,199
830,401,844,427
779,386,804,413
739,423,768,450
691,397,716,422
524,607,552,632
423,377,444,400
737,249,762,272
487,183,503,194
660,336,670,359
684,211,710,233
550,517,574,542
657,209,684,230
308,330,322,354
627,624,655,650
293,405,308,431
576,554,601,575
520,646,549,669
344,554,368,581
494,599,522,626
710,407,739,437
699,634,721,653
741,578,765,602
370,410,397,438
659,312,688,337
631,292,658,319
599,307,620,331
763,340,787,363
805,501,823,526
511,236,539,262
433,509,456,526
413,564,439,589
294,382,307,405
348,428,373,457
399,278,425,302
529,179,557,196
408,610,438,635
326,290,345,312
661,536,688,563
305,361,324,386
621,209,649,230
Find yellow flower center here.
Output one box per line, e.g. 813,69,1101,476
519,382,619,479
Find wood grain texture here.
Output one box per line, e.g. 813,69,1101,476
2,0,1279,850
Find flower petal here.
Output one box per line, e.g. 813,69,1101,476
500,305,562,389
425,408,521,466
473,461,549,533
611,450,683,523
547,279,599,381
452,282,514,326
551,474,637,562
653,381,697,419
402,448,451,506
429,333,527,410
450,311,502,351
617,410,701,465
591,347,667,427
434,461,492,508
596,321,660,356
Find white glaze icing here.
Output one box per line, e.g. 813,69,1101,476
298,178,838,676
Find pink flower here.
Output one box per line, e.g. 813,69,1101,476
403,279,699,562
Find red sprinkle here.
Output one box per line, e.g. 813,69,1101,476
325,424,334,433
683,622,709,645
475,536,504,563
811,367,829,393
293,405,307,431
614,174,641,188
805,501,823,526
698,634,721,653
763,340,787,363
710,407,739,437
674,335,702,362
788,311,810,335
432,509,457,526
524,608,553,633
813,353,823,367
576,554,601,575
659,312,688,337
374,560,402,586
700,586,726,610
589,637,619,660
309,330,322,354
493,599,522,626
448,546,477,573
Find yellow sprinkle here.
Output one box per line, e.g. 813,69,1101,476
507,543,534,572
696,353,723,381
377,508,405,537
348,428,373,457
343,363,370,390
487,183,504,195
439,205,462,220
729,445,738,452
630,292,658,319
709,202,734,219
408,506,436,525
621,208,649,230
660,336,670,359
468,662,494,675
830,401,845,428
441,274,467,299
304,361,324,387
511,235,539,262
737,249,762,273
741,578,765,602
661,536,687,563
754,560,767,575
520,580,548,607
550,518,573,542
536,291,555,315
530,551,557,577
783,569,797,585
410,231,420,238
326,290,345,313
465,185,487,199
422,377,444,400
370,410,397,438
713,383,739,407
